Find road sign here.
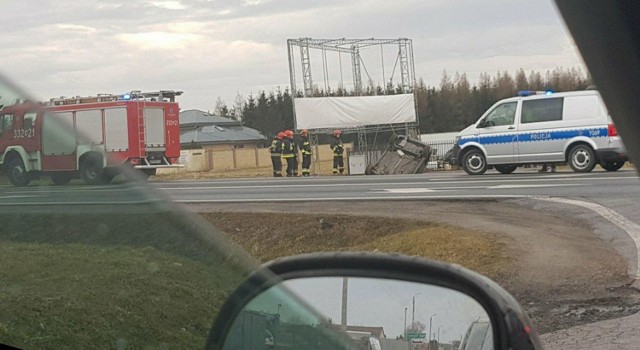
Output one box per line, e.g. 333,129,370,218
406,332,426,340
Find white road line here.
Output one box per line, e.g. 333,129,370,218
380,188,436,193
155,176,636,191
174,194,531,203
0,199,161,206
488,184,582,189
535,197,640,278
0,195,46,199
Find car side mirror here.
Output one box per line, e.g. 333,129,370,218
206,253,541,350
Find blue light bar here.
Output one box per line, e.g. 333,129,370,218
517,90,554,97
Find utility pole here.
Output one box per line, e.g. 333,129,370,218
341,277,348,330
411,293,420,325
411,296,415,325
404,307,407,340
429,314,436,342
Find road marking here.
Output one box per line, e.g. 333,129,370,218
174,194,531,203
0,199,161,206
154,176,637,191
535,197,640,278
380,188,436,193
488,184,582,189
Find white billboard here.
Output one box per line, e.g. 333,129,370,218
294,94,416,129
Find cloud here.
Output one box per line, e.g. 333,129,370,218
150,1,186,10
117,32,202,50
0,0,585,110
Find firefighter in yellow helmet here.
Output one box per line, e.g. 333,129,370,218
300,129,312,176
330,129,345,175
282,130,297,177
269,132,285,177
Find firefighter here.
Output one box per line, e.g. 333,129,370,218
269,132,285,177
330,129,345,175
282,130,296,177
290,130,300,177
300,129,312,176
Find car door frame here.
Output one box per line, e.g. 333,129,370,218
473,100,520,165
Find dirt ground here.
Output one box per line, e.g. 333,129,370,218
190,200,640,334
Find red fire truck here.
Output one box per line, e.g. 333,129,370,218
0,90,184,186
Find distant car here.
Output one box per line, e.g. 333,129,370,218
451,90,628,175
459,320,493,350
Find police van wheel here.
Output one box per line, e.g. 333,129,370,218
495,164,518,174
568,144,596,173
600,161,625,171
8,158,31,187
462,149,487,175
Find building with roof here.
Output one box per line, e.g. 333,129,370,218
179,109,266,150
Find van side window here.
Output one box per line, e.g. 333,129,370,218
482,102,517,127
521,98,564,123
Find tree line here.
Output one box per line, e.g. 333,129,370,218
212,67,591,138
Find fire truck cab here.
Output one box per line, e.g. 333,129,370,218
0,90,184,186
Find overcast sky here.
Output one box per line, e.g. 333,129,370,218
3,0,585,111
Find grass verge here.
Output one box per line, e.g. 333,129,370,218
0,211,248,349
0,211,508,348
202,212,510,278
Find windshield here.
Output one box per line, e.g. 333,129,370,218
2,1,639,350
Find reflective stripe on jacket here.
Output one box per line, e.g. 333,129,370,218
301,138,312,155
282,139,296,158
331,138,344,156
269,139,282,156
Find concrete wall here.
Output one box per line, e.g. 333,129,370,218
202,143,260,151
159,143,353,175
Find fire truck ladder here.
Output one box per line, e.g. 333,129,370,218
48,90,183,105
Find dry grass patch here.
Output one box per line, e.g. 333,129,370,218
201,212,510,278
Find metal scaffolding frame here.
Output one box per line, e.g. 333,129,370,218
287,38,416,97
287,38,419,154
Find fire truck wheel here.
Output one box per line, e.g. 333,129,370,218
80,157,106,185
51,173,72,186
8,158,31,187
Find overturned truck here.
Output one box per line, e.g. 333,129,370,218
365,134,431,175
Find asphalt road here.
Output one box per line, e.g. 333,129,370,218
0,168,638,211
158,169,640,203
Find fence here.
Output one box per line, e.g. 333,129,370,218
349,139,456,172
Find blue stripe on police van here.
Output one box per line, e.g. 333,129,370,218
459,127,607,146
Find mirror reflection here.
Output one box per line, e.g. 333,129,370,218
224,277,492,350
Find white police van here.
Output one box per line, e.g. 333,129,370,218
450,90,628,175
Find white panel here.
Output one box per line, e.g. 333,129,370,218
75,110,103,145
294,94,417,129
563,95,600,121
144,108,165,147
43,112,75,155
104,108,129,151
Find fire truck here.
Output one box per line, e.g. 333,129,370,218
0,90,184,186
